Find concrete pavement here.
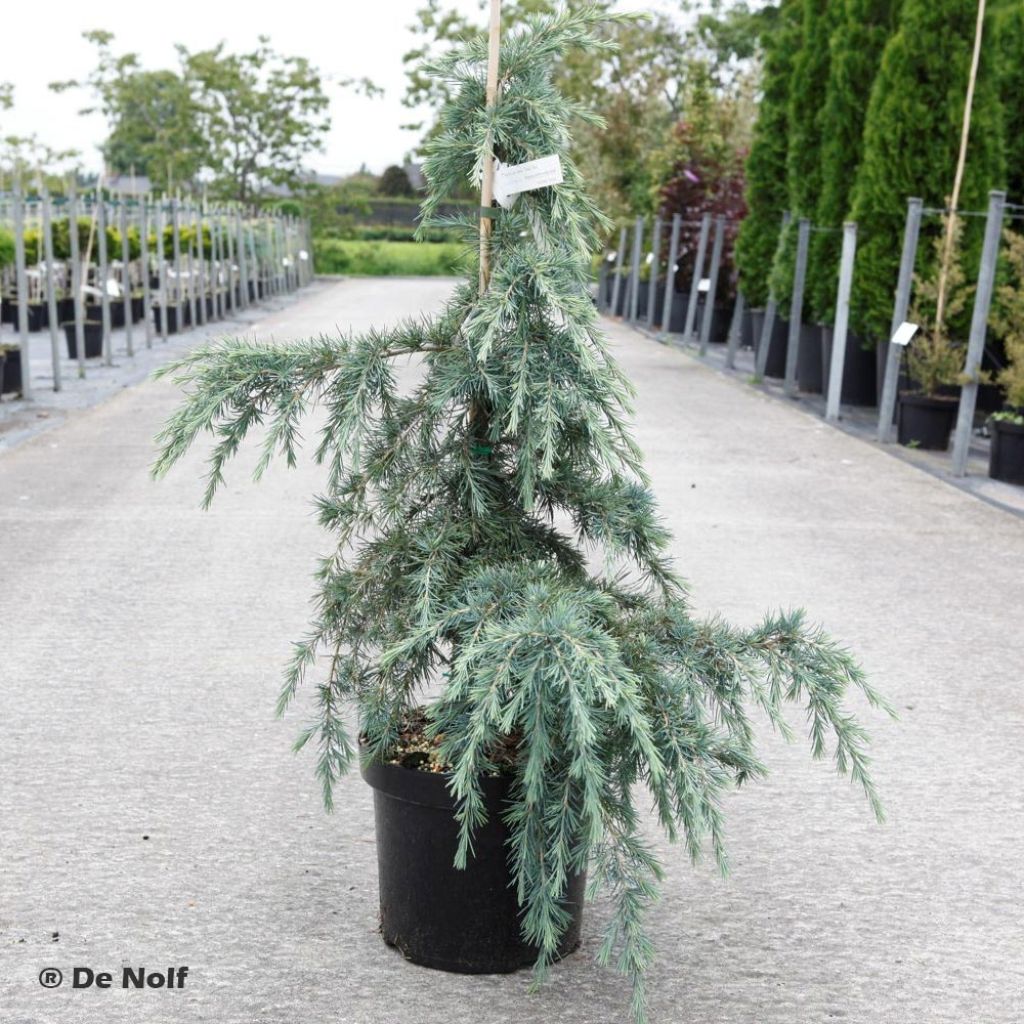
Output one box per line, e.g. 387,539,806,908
1,277,1022,1024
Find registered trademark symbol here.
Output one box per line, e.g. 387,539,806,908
39,968,63,988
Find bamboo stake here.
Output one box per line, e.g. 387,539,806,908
478,0,502,294
934,0,987,334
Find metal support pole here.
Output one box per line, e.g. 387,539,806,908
225,212,236,314
140,196,153,348
68,182,86,376
783,217,811,396
41,191,62,391
156,203,169,342
660,213,682,334
877,198,924,442
609,226,627,317
187,203,199,329
698,215,726,357
627,216,644,323
646,216,662,329
951,190,1006,476
248,216,260,304
725,291,745,370
12,182,31,398
119,199,134,357
194,207,206,326
825,222,858,422
683,213,711,344
97,195,112,365
171,197,183,328
755,210,791,379
235,210,249,311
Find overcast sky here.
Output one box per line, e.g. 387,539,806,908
2,0,682,178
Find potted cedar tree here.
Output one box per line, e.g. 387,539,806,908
153,8,890,1022
899,214,973,450
988,229,1024,483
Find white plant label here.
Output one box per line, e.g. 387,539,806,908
493,155,564,209
891,320,920,347
698,278,711,293
606,251,617,263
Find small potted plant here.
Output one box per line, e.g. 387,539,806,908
899,214,973,450
0,342,23,396
988,229,1024,483
153,9,890,1022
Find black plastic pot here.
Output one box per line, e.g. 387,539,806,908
695,300,730,344
750,310,787,379
63,322,104,360
740,308,755,349
152,305,182,334
131,296,145,323
56,297,75,325
1,347,22,396
989,419,1024,484
897,393,958,449
27,302,47,332
1,298,15,325
822,327,877,406
362,758,585,974
797,323,823,393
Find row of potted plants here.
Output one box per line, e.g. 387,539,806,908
604,215,1024,485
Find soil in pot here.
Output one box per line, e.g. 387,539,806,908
1,347,23,396
797,323,824,393
989,418,1024,484
361,719,585,975
897,393,958,450
63,322,104,359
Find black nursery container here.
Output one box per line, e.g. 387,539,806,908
797,324,823,393
897,393,958,450
362,758,585,974
152,305,183,334
822,327,877,406
751,311,788,379
63,322,104,360
989,419,1024,484
1,348,23,396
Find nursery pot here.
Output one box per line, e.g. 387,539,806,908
152,305,182,334
131,296,145,323
797,323,823,393
361,758,585,974
989,419,1024,484
740,308,756,349
27,302,47,332
821,327,877,406
63,322,104,360
1,347,23,396
897,393,958,450
753,314,788,379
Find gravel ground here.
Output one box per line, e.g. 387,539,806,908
1,277,1022,1024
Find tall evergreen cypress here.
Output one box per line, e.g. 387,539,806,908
992,0,1024,203
847,0,1006,340
807,0,899,323
734,0,802,308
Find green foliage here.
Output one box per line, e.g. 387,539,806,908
990,230,1024,409
848,0,1006,340
992,0,1024,203
907,213,974,396
0,226,14,267
178,36,333,204
808,0,900,323
379,165,416,197
734,0,802,307
313,239,468,276
154,11,888,1021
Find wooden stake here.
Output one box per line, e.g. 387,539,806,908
934,0,987,334
478,0,502,294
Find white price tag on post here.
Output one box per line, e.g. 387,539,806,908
493,155,564,209
891,321,920,347
697,278,711,293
